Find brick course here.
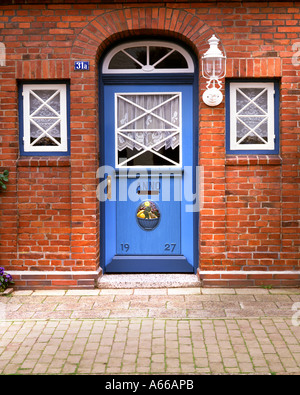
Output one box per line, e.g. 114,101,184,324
0,0,299,288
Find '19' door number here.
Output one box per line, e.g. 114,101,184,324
120,243,176,252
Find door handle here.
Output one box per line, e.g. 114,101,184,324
107,175,112,200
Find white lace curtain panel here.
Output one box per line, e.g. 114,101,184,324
30,90,61,141
116,94,180,152
235,88,268,143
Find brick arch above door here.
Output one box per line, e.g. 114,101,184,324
70,7,218,67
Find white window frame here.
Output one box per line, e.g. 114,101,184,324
22,84,68,153
229,82,275,151
103,41,194,74
115,92,182,169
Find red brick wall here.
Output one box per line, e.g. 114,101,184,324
0,0,299,288
16,158,71,269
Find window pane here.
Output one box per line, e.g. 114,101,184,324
236,117,268,144
30,120,61,146
155,50,188,69
236,88,267,113
118,94,179,130
32,90,57,101
239,88,264,100
32,136,60,146
239,135,265,145
109,51,142,69
125,47,147,65
116,93,181,167
150,46,172,65
30,90,60,117
118,146,180,166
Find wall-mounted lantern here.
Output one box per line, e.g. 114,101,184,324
202,35,226,106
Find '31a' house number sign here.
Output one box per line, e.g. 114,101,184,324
74,61,90,71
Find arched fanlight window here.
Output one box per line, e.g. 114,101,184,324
102,41,194,74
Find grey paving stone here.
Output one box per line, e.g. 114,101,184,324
1,288,300,375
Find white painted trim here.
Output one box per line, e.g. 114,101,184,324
23,84,68,153
103,40,194,74
230,82,275,151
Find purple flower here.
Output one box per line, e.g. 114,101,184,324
0,267,14,291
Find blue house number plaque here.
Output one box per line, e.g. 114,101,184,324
74,61,90,71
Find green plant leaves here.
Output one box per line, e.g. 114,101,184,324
0,169,9,191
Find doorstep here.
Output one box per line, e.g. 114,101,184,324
97,273,201,289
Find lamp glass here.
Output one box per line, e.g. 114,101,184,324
202,57,225,80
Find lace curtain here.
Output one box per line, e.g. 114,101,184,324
116,94,180,152
235,88,268,144
29,90,61,143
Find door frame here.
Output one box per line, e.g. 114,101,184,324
98,38,199,274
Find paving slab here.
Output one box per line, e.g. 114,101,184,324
66,290,100,296
32,290,66,296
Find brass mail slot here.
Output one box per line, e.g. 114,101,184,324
137,190,159,195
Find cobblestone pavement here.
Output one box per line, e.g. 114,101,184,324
0,287,300,375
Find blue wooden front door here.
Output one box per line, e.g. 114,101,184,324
102,84,196,273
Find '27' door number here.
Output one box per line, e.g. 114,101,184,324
120,243,176,252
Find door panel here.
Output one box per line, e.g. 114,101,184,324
116,177,181,255
103,84,195,273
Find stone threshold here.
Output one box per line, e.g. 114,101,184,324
97,273,201,289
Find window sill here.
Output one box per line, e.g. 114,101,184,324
17,156,71,168
225,155,282,166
